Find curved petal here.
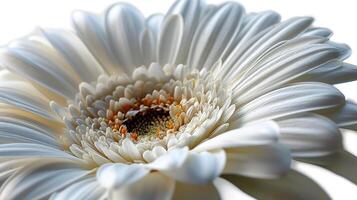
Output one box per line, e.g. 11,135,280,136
0,159,91,200
303,62,357,84
0,143,79,161
188,2,245,69
278,114,342,157
109,172,175,200
213,177,254,200
233,82,345,125
105,3,145,73
71,10,122,75
302,27,332,38
223,17,313,80
0,40,79,99
52,177,105,200
148,148,226,184
193,121,279,152
232,43,342,104
0,120,58,148
40,28,106,82
166,0,204,64
96,163,149,190
0,80,58,121
223,144,291,179
327,101,357,131
223,170,330,200
157,14,183,66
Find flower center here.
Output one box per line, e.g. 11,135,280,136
104,95,182,142
55,64,234,167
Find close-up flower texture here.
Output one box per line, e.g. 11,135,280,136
0,0,357,199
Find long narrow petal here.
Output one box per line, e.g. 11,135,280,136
148,148,226,184
223,144,291,179
233,82,345,125
304,63,357,84
109,172,175,200
327,101,357,130
157,14,183,66
0,80,58,121
71,10,123,75
0,159,91,200
166,0,204,64
188,2,245,69
41,28,106,82
105,3,145,73
96,163,149,190
52,177,105,200
278,114,342,157
193,121,279,152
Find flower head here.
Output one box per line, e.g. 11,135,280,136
0,0,356,199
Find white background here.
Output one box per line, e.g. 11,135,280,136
0,0,356,199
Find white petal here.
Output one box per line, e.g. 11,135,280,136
223,144,291,178
0,119,58,148
147,147,189,171
41,28,106,82
157,14,183,66
302,27,332,38
278,114,342,157
105,3,145,73
110,172,175,200
223,17,312,80
0,80,58,121
140,29,156,65
146,14,163,40
188,2,245,69
0,159,90,200
234,82,345,124
173,150,225,184
166,0,204,64
71,10,122,75
233,43,341,104
122,138,142,161
193,121,279,152
52,177,105,200
97,163,149,190
327,101,357,130
0,143,79,161
213,177,254,200
305,62,357,84
0,40,79,99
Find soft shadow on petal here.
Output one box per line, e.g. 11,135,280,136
193,120,279,152
110,172,175,200
96,163,149,190
51,177,105,200
278,114,343,157
326,101,357,131
223,143,291,179
172,181,220,200
149,148,225,184
296,150,357,185
0,159,91,200
223,170,331,200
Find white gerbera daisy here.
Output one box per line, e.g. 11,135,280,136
0,0,356,199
